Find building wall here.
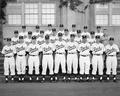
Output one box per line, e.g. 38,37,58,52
2,0,120,46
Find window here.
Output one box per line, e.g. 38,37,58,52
25,4,38,25
96,15,108,26
8,15,21,25
95,3,120,26
41,4,55,25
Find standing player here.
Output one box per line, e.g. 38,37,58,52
95,26,104,37
75,30,82,44
44,24,52,36
12,30,19,46
63,29,70,43
58,24,64,34
69,24,77,36
105,37,119,82
50,28,57,43
41,35,54,82
24,31,32,46
15,36,27,81
19,26,28,39
88,31,96,45
2,38,16,82
27,36,40,81
32,25,40,39
91,35,105,81
54,33,66,81
78,35,91,81
81,26,90,39
66,34,78,81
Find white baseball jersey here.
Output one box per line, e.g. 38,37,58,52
2,45,16,56
66,41,78,53
37,37,45,46
15,43,27,55
91,43,105,55
41,43,55,54
69,31,77,36
78,42,91,55
32,32,40,38
50,35,58,43
55,40,66,53
58,30,64,34
19,32,28,38
24,38,32,45
27,43,40,55
87,38,96,45
63,35,70,42
81,32,90,38
12,37,19,45
75,36,82,44
44,30,52,36
105,44,119,56
95,32,104,37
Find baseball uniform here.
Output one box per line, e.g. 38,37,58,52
54,40,66,74
44,30,52,36
105,44,119,75
2,45,16,76
12,37,19,46
66,41,78,74
81,32,90,39
91,43,105,75
41,42,54,75
63,34,70,42
78,42,91,75
32,32,40,38
27,43,40,75
15,43,27,75
19,32,28,39
24,37,32,46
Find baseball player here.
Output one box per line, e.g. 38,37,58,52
105,37,119,82
24,31,32,46
69,24,77,36
88,31,96,45
50,28,58,43
78,35,91,81
66,34,78,81
44,24,52,36
2,38,16,82
54,33,66,81
12,30,19,46
19,26,28,39
75,30,82,44
27,36,40,81
15,36,27,81
37,31,45,46
32,25,40,39
81,26,90,39
95,26,104,37
63,29,70,43
58,24,64,34
91,35,105,81
41,35,54,81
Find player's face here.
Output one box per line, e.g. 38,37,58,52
91,34,95,38
96,38,100,43
7,41,11,45
58,36,62,40
45,39,49,43
71,36,75,41
84,28,87,32
36,29,39,32
77,33,81,37
22,28,26,32
52,31,56,35
82,38,87,43
40,33,44,37
32,39,36,44
72,27,76,31
97,28,101,32
59,27,64,31
64,31,69,35
14,33,18,37
109,40,114,45
28,34,32,38
19,39,24,43
48,26,52,30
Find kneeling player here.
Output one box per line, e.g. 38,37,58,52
41,35,54,82
66,34,78,81
27,36,40,81
105,37,119,82
2,38,16,82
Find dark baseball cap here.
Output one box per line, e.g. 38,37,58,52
90,31,95,35
28,31,32,35
82,35,87,39
36,25,40,29
84,26,88,29
70,34,75,37
45,35,50,40
58,33,63,37
52,28,56,32
40,30,44,34
7,38,11,41
77,30,81,34
19,36,24,39
14,30,18,34
72,24,76,27
109,37,114,41
64,29,69,31
59,24,64,27
95,35,100,39
32,36,36,40
48,24,52,27
22,26,26,29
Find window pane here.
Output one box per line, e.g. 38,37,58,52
25,4,38,13
25,15,38,25
8,15,21,25
112,15,120,25
96,15,108,26
96,4,108,11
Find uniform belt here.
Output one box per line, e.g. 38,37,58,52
18,55,25,56
107,55,116,57
68,53,77,54
56,52,65,55
43,53,52,55
30,55,38,56
94,54,102,56
80,55,89,57
5,56,13,58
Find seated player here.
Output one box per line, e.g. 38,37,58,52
1,38,16,83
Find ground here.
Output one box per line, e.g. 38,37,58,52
0,82,120,96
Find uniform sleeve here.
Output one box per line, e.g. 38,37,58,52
65,42,68,50
76,42,79,51
90,44,94,51
115,45,119,52
13,46,16,54
78,44,80,52
52,44,55,51
102,44,105,52
88,43,91,51
1,46,5,54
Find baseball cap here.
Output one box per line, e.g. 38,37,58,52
22,26,26,29
59,24,64,27
95,35,100,39
14,30,18,34
19,36,24,39
90,31,95,35
70,34,75,37
32,36,36,40
28,31,32,35
84,26,88,29
45,35,50,40
58,33,63,37
48,24,52,27
64,29,69,31
82,35,87,39
77,30,81,34
36,25,40,29
52,28,56,32
7,38,11,41
72,24,76,28
40,30,44,34
109,37,114,41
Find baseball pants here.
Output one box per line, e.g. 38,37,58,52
54,54,66,74
16,56,26,75
79,56,90,75
67,54,78,74
28,56,40,75
42,55,54,75
92,55,103,75
106,56,117,75
4,57,15,76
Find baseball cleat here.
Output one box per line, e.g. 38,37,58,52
5,78,8,83
11,78,14,81
63,76,66,80
29,77,32,81
99,77,103,82
55,77,58,81
113,77,117,82
42,77,45,81
22,78,24,81
36,77,39,81
86,77,89,81
18,77,21,81
107,77,110,81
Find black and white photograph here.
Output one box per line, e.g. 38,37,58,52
0,0,120,96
